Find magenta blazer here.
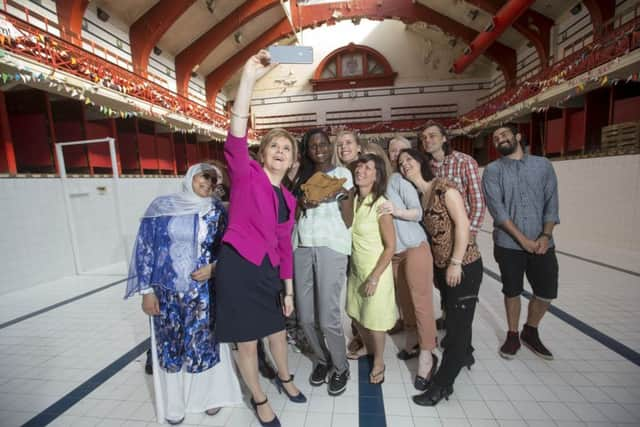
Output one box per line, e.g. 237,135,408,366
222,133,296,279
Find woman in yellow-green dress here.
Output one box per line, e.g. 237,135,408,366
346,153,397,384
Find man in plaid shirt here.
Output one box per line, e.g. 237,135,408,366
420,121,485,235
420,121,485,367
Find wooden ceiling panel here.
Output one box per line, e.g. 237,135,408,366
157,0,245,56
197,6,286,76
92,0,157,26
530,1,573,20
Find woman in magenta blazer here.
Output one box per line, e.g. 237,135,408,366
215,50,305,427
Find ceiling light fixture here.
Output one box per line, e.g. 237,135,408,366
97,7,110,22
205,0,215,14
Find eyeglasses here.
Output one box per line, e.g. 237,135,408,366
199,173,217,182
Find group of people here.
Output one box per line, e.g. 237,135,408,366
125,50,561,426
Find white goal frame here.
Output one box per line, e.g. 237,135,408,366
55,138,128,275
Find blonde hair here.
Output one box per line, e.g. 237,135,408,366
363,142,393,179
334,129,368,167
388,135,412,150
258,128,298,169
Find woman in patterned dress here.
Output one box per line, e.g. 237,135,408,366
125,163,242,424
398,148,483,406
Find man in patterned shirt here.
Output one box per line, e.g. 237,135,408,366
420,121,485,366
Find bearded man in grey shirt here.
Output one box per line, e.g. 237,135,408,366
482,124,560,361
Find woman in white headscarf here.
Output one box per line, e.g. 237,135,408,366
125,163,242,425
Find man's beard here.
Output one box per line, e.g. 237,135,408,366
497,141,517,156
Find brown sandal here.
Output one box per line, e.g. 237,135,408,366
369,365,385,384
346,347,369,360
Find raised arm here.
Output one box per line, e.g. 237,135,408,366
226,51,274,179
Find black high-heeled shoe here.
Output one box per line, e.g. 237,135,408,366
464,353,475,370
412,383,453,406
414,353,438,391
250,397,281,427
274,374,307,403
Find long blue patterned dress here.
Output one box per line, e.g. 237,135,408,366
126,199,226,373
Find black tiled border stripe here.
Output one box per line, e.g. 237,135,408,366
483,267,640,367
0,277,129,330
21,339,150,427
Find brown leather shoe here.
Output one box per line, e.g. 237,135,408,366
499,331,521,359
387,319,404,335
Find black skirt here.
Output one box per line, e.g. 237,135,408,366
214,244,285,342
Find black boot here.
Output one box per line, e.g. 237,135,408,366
412,383,453,406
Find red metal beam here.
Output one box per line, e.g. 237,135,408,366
176,0,280,97
583,0,616,37
453,0,535,75
130,1,196,75
205,18,292,105
55,0,88,44
465,0,553,69
205,0,518,104
289,0,516,84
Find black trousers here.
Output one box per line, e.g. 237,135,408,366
433,258,483,387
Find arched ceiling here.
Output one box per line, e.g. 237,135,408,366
86,0,583,105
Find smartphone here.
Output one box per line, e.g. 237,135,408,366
268,45,314,64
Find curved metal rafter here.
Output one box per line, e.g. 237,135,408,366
205,18,292,105
453,0,535,75
582,0,616,37
465,0,553,70
175,0,281,97
204,0,517,105
129,1,197,76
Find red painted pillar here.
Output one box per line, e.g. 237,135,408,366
55,0,89,45
0,91,17,174
129,1,196,76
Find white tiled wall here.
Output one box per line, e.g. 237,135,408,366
3,155,639,295
481,154,640,270
0,177,181,295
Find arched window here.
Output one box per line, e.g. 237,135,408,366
311,43,397,91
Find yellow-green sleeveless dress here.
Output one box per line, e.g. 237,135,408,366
346,194,397,331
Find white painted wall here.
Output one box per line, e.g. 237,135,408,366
253,19,492,97
481,154,640,270
0,177,181,295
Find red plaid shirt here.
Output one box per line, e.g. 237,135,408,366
430,151,485,235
